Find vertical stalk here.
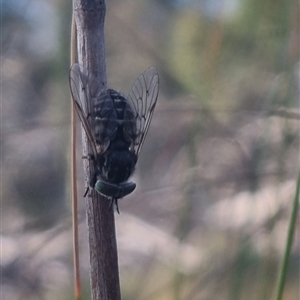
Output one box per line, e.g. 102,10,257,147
273,168,300,300
72,1,121,299
70,11,81,300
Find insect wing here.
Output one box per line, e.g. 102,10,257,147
125,67,159,155
69,63,102,157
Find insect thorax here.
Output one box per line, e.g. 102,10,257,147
93,89,138,184
93,89,137,146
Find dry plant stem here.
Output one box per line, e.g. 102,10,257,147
73,1,121,299
70,12,81,300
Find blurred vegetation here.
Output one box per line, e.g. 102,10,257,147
1,0,299,300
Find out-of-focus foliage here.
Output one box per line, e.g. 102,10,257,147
1,0,299,299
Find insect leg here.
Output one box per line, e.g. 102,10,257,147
115,199,120,214
107,199,120,214
83,186,90,197
108,198,114,212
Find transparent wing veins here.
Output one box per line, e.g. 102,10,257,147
69,63,101,158
127,67,159,155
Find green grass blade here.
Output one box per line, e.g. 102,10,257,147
273,168,300,300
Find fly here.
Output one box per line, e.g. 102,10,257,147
69,64,159,212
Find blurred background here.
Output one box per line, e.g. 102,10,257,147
1,0,299,299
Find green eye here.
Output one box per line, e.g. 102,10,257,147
95,180,136,199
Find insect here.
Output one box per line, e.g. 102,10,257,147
69,64,159,212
